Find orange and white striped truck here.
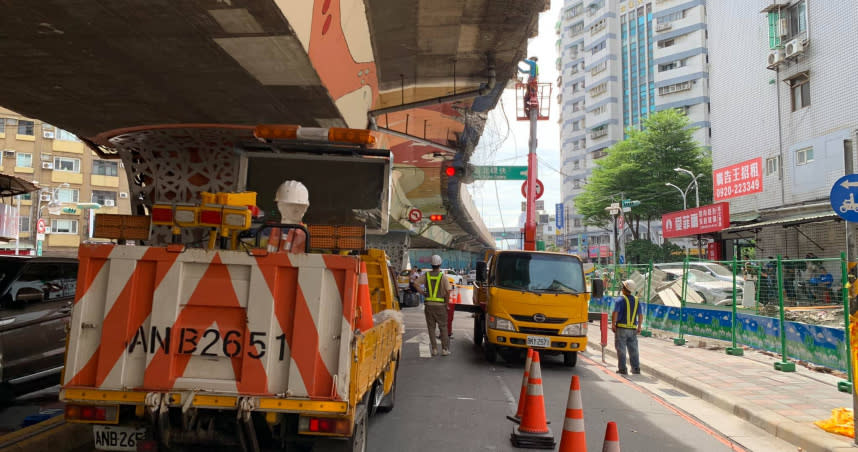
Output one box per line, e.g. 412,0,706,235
58,124,403,451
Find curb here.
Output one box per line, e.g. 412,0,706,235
585,340,853,452
0,416,91,451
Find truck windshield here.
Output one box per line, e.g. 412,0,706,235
495,253,584,294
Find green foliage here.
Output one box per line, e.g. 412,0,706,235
574,110,712,239
625,239,684,264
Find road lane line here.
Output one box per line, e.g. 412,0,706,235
579,353,748,451
418,343,431,358
495,375,517,411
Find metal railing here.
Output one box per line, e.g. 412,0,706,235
587,254,854,393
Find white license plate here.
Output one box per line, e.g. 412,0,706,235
93,425,146,451
526,335,551,348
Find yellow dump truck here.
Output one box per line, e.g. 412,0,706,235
470,250,588,366
58,124,403,451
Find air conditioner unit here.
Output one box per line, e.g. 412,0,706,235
656,22,672,32
40,194,51,202
785,39,804,58
119,192,129,199
41,162,53,170
42,131,55,139
104,199,115,207
767,49,785,68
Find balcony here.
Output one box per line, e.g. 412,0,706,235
590,128,608,140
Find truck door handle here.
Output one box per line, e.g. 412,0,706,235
0,318,15,327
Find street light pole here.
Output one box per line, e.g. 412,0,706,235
665,182,688,257
675,167,703,259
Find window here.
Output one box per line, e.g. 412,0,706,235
592,149,608,159
54,156,81,173
590,60,607,76
658,59,686,72
795,147,814,165
590,41,606,55
658,81,694,95
787,0,807,39
573,160,580,169
789,74,810,111
56,128,79,142
56,188,80,203
0,118,5,133
572,120,581,131
573,179,581,189
590,19,606,35
657,10,686,24
92,160,118,176
591,105,607,115
570,22,585,36
19,216,29,233
17,120,34,136
20,192,31,201
588,82,607,97
574,218,582,228
765,156,781,176
51,219,78,234
16,153,32,168
92,190,117,206
657,38,675,48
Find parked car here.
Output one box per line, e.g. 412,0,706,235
661,268,742,305
440,268,463,286
467,269,477,284
656,262,745,285
0,256,78,401
396,269,411,292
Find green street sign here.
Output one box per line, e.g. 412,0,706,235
472,166,528,180
621,199,641,208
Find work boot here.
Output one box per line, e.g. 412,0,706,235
441,349,451,356
431,347,439,356
617,369,628,375
632,368,641,374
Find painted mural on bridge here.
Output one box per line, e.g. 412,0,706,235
589,297,847,371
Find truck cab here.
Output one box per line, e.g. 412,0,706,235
473,250,588,366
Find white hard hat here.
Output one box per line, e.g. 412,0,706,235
431,255,442,266
622,279,636,293
275,180,309,206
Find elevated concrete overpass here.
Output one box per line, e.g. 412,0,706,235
0,0,548,256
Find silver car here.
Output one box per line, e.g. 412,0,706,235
661,268,743,305
655,262,745,285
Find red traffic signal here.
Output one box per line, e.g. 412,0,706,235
444,167,456,177
429,214,445,222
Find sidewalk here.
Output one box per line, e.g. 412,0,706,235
585,322,856,452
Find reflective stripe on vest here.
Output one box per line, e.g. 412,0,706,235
617,295,638,329
425,273,445,302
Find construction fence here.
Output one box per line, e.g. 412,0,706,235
589,255,855,386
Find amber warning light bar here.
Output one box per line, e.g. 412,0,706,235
253,124,376,147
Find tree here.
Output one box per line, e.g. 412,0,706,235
574,109,712,240
625,239,684,264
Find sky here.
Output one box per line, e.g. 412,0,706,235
468,1,563,231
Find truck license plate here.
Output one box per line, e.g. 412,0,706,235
526,335,551,348
93,425,146,451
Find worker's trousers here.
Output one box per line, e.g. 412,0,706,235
424,302,449,352
614,327,640,372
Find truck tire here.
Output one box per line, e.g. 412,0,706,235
376,363,397,413
483,341,497,363
473,315,484,347
331,400,368,452
564,352,578,367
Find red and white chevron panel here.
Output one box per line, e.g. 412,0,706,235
63,245,359,401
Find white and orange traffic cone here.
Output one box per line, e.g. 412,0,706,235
602,421,620,452
356,261,374,333
510,352,555,449
508,349,534,423
558,375,586,452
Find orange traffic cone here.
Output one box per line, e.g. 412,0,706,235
508,349,534,423
356,261,374,333
510,352,555,449
558,375,586,452
602,421,620,452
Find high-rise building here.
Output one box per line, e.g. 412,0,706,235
0,107,131,256
557,0,709,259
709,1,858,261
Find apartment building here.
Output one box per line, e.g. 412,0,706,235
557,0,709,258
709,1,858,261
0,107,131,256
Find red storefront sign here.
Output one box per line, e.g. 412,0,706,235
662,202,730,238
588,245,612,258
713,157,763,201
706,242,723,261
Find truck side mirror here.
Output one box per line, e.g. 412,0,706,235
475,261,487,283
591,278,604,298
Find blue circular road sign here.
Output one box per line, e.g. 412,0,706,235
830,174,858,222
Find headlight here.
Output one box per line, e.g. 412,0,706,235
488,315,515,332
560,323,587,336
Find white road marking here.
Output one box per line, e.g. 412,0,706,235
495,375,517,410
419,343,431,358
406,332,430,344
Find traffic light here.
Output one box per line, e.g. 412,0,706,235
442,163,474,184
429,214,445,222
445,166,457,177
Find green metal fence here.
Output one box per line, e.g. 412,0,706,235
588,254,854,393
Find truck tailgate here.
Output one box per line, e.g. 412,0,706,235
63,244,358,401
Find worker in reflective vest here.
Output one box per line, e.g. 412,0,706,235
266,180,308,253
611,279,642,375
419,255,452,356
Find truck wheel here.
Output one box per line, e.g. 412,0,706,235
484,342,497,363
350,401,369,452
473,315,484,347
564,352,578,367
376,364,397,413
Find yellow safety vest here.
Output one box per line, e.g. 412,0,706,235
617,295,638,329
425,273,445,303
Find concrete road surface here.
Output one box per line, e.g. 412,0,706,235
370,305,792,452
